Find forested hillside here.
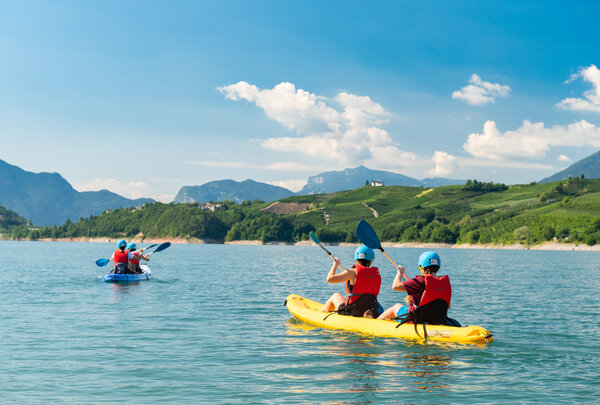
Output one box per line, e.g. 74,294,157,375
5,177,600,246
0,206,29,233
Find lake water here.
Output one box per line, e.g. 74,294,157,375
1,241,599,403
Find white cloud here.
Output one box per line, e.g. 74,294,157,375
264,162,313,171
218,81,340,133
557,64,600,112
458,157,554,170
218,81,413,169
452,74,511,106
557,154,571,162
74,179,174,202
186,160,250,168
429,151,457,176
463,119,600,160
186,160,313,171
266,179,307,192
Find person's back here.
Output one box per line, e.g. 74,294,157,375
408,271,451,324
111,239,130,274
320,244,382,317
127,242,142,274
340,260,381,317
378,251,455,325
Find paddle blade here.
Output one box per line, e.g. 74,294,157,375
145,243,158,250
95,258,110,267
309,232,323,248
152,242,171,253
355,219,382,250
309,232,332,254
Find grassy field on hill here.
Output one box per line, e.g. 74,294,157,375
4,176,600,246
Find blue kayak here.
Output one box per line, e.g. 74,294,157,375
103,265,152,283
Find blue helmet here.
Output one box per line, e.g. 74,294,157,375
355,245,375,262
127,242,137,251
117,239,127,249
418,251,441,269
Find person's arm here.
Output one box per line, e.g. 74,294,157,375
326,258,356,284
392,265,407,291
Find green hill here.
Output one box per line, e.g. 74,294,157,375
9,177,600,246
0,206,29,233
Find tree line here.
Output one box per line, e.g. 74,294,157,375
2,178,600,246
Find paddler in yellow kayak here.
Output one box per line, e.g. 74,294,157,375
320,245,382,318
378,251,460,326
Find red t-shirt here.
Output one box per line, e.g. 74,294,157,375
403,275,426,311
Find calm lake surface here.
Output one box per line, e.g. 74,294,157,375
1,241,599,403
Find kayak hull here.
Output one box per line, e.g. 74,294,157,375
103,265,152,283
285,294,493,344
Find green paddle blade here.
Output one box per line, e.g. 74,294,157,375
355,219,382,250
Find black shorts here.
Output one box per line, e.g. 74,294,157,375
337,294,380,317
112,263,133,274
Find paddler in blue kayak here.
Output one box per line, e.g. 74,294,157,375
320,245,382,317
378,251,459,326
110,239,130,274
127,242,150,274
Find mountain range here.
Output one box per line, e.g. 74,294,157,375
298,165,463,194
172,166,465,204
540,150,600,183
173,179,295,204
0,159,153,226
3,149,600,226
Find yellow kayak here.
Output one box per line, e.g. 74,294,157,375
285,294,493,344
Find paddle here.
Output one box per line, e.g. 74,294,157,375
94,243,168,267
147,241,170,256
309,232,346,271
355,219,409,280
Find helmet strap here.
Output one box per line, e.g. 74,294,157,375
419,265,425,275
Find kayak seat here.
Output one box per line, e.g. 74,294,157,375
396,299,459,326
337,294,381,318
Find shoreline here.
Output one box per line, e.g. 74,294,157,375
6,237,599,251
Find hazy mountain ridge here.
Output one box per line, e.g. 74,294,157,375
0,159,153,226
5,148,600,227
173,166,466,204
540,151,600,183
173,179,295,204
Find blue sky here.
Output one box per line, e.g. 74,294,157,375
1,1,600,201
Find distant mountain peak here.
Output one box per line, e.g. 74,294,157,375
540,150,600,183
0,158,154,225
173,179,294,204
299,166,462,195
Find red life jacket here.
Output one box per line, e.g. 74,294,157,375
344,264,381,305
129,251,140,265
419,274,451,307
113,249,129,264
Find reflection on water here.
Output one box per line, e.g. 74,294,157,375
399,352,452,392
285,317,454,400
